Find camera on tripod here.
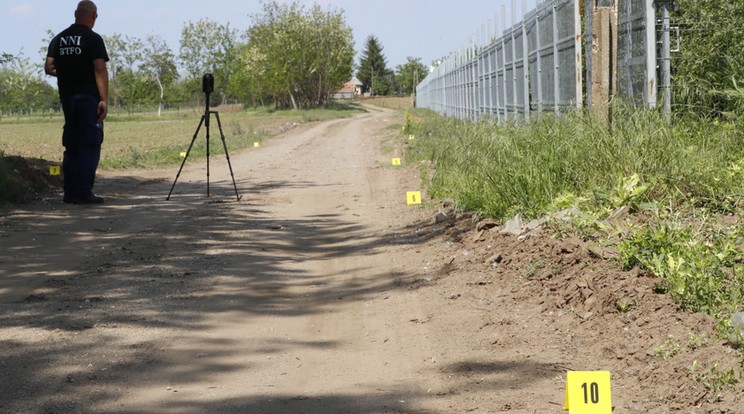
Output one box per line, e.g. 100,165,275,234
202,73,214,94
167,72,241,201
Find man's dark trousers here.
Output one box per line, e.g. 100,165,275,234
61,93,103,202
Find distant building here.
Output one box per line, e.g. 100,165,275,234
332,77,363,100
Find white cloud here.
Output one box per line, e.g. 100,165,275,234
10,3,33,17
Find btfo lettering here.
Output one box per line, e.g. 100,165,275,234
59,35,83,56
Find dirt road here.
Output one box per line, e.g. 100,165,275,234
1,107,741,413
0,108,445,413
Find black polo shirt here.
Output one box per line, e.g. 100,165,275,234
47,23,109,99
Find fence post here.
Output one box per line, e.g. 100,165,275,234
502,6,509,120
574,0,584,110
591,1,618,124
646,0,659,110
660,0,671,122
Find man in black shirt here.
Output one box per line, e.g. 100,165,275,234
45,0,109,204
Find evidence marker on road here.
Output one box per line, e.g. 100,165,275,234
49,166,61,176
564,371,612,414
406,191,422,205
392,158,401,166
253,142,260,148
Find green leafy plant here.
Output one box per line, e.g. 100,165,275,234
615,299,633,313
610,174,648,211
689,361,740,393
617,219,743,316
653,336,681,360
687,332,709,351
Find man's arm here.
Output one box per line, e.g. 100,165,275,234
44,57,57,77
93,58,109,121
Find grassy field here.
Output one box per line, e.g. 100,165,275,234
0,101,372,203
0,103,366,169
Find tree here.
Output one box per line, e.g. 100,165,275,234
0,57,58,112
395,57,428,95
141,35,178,116
357,35,390,96
118,35,145,112
231,43,269,108
179,19,239,104
239,0,354,109
104,33,146,110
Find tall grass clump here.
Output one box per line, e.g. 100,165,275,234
407,107,744,221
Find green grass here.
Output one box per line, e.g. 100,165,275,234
407,108,744,220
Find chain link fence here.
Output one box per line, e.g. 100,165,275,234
616,0,656,106
416,0,582,121
417,0,662,121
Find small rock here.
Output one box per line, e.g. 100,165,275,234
552,207,584,222
476,219,499,231
524,218,546,231
486,253,503,265
605,205,630,223
458,211,477,222
472,229,486,242
500,214,523,236
434,211,450,223
587,246,605,259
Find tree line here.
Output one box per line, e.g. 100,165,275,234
0,0,429,114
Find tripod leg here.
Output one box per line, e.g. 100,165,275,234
213,112,241,201
206,113,211,198
166,115,205,200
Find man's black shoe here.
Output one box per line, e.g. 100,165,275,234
73,194,105,205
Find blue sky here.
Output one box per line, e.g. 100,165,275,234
2,0,540,73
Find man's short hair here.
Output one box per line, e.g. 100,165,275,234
75,1,97,19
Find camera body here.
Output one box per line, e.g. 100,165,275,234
202,73,214,94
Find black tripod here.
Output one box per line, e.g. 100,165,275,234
167,74,240,201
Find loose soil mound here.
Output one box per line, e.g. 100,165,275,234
420,211,742,412
0,156,62,203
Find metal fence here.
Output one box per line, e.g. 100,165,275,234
416,0,582,121
615,0,657,107
416,0,659,121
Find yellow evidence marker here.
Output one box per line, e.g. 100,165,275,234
408,134,415,140
392,158,401,166
180,151,187,158
253,142,260,147
406,191,422,205
49,166,61,176
564,371,612,414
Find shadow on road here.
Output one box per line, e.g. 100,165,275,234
0,173,551,413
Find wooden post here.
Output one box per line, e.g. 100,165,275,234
591,2,617,124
